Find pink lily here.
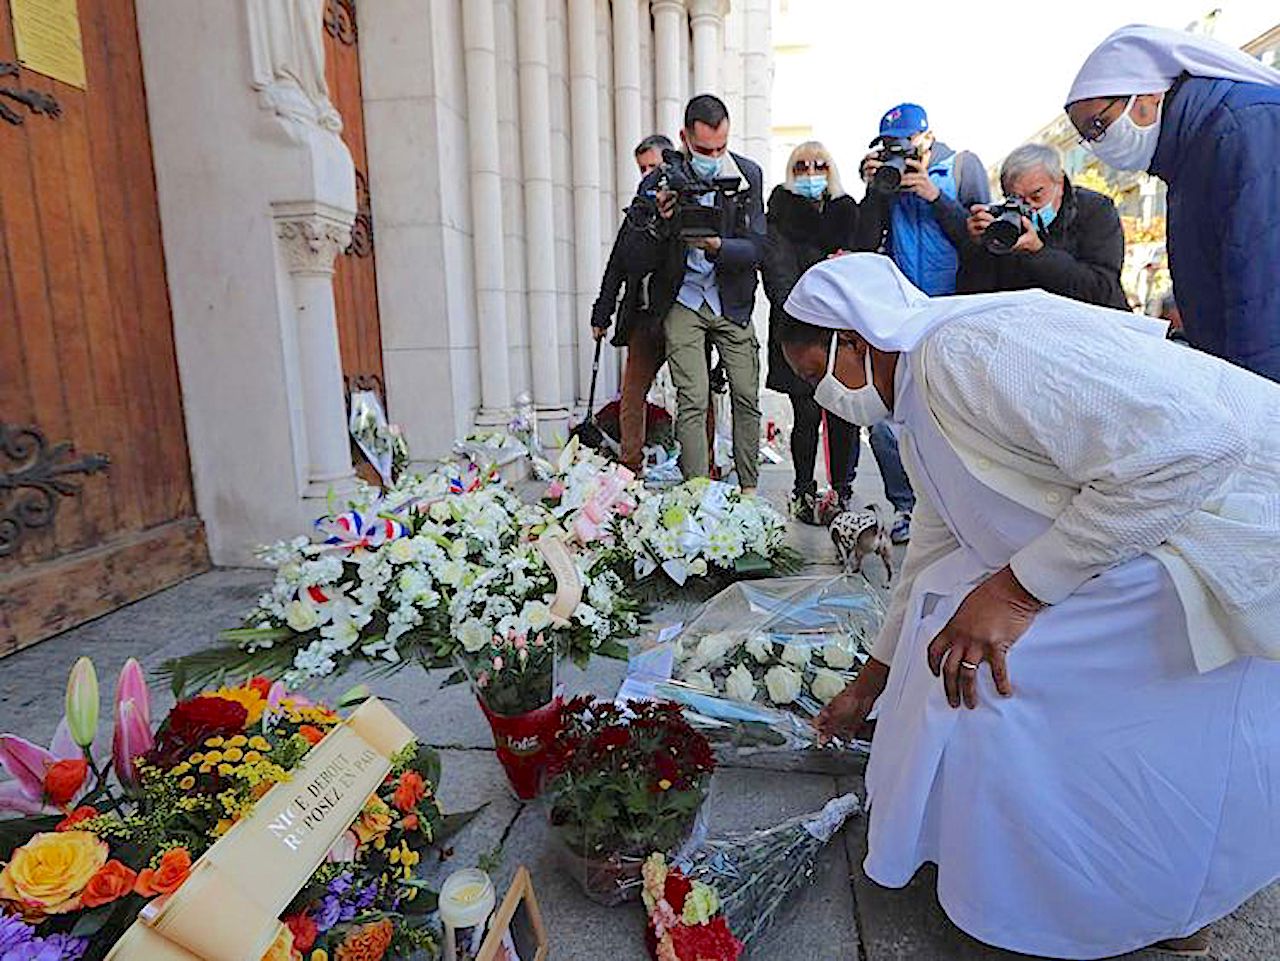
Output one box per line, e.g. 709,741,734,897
112,658,154,789
0,719,88,815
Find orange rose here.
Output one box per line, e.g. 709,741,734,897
401,814,419,832
335,919,393,961
391,771,425,812
43,758,88,808
297,725,325,746
81,859,139,908
135,847,192,897
56,805,99,831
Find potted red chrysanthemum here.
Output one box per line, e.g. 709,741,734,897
545,697,715,906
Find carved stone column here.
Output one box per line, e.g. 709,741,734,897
275,205,358,498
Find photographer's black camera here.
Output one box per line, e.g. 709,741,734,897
626,148,740,240
981,197,1035,254
868,136,921,195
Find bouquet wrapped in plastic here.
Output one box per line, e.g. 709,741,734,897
677,793,861,949
621,576,884,754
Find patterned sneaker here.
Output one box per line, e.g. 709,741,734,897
791,489,821,526
890,511,911,545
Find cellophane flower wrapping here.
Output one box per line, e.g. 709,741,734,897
620,576,884,754
545,697,716,907
675,793,861,950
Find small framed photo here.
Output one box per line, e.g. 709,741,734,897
475,866,548,961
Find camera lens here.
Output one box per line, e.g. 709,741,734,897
873,164,902,193
983,216,1022,254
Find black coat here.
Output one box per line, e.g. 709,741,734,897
762,186,859,394
615,151,767,328
957,178,1129,310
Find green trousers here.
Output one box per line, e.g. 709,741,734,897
664,301,760,488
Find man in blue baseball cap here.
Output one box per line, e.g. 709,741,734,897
848,103,990,547
856,103,990,297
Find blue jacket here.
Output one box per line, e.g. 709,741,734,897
856,142,990,296
1152,74,1280,382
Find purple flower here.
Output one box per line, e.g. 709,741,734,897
313,896,342,932
0,916,33,955
1,932,87,961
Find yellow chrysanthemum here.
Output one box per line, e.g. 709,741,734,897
248,736,271,752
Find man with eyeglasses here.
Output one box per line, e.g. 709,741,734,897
615,94,766,491
959,143,1128,309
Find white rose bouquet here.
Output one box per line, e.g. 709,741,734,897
617,479,802,600
621,576,885,752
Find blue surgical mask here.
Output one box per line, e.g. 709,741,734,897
689,152,723,179
793,175,827,200
1034,201,1057,232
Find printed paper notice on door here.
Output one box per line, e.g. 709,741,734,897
10,0,86,90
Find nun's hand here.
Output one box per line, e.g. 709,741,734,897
926,566,1045,709
815,657,889,745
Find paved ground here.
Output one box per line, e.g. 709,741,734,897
2,451,1276,960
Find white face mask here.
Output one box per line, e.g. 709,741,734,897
1090,95,1163,172
813,334,890,427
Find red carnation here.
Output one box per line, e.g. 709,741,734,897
671,916,742,961
284,913,318,953
149,696,249,765
663,869,692,911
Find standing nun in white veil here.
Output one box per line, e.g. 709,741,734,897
779,252,1280,958
1064,24,1280,382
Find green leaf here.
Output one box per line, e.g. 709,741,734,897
440,668,469,688
70,903,118,938
594,639,631,661
438,803,487,843
0,815,60,859
733,552,772,574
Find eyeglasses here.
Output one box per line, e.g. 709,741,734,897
1077,97,1127,145
792,159,830,174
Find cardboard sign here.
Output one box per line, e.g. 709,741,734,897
10,0,86,89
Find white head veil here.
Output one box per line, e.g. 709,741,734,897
1067,24,1280,105
783,253,1166,351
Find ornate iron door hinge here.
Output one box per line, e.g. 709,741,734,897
0,423,109,558
324,0,357,45
0,62,61,126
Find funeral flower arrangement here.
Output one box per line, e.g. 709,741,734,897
545,698,715,906
617,479,802,594
641,854,743,961
0,659,466,961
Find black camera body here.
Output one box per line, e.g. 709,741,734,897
981,197,1035,254
627,148,741,240
868,136,922,195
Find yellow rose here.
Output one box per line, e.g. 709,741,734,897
352,798,392,846
0,831,108,917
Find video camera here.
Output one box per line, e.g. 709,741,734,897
867,136,923,196
627,148,741,240
981,197,1035,254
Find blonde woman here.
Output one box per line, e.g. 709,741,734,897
762,142,863,522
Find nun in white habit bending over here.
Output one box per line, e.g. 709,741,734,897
779,253,1280,959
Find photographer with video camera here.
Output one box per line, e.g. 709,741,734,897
616,94,766,491
961,143,1127,309
592,134,715,475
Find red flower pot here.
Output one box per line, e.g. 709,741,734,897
478,695,563,800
